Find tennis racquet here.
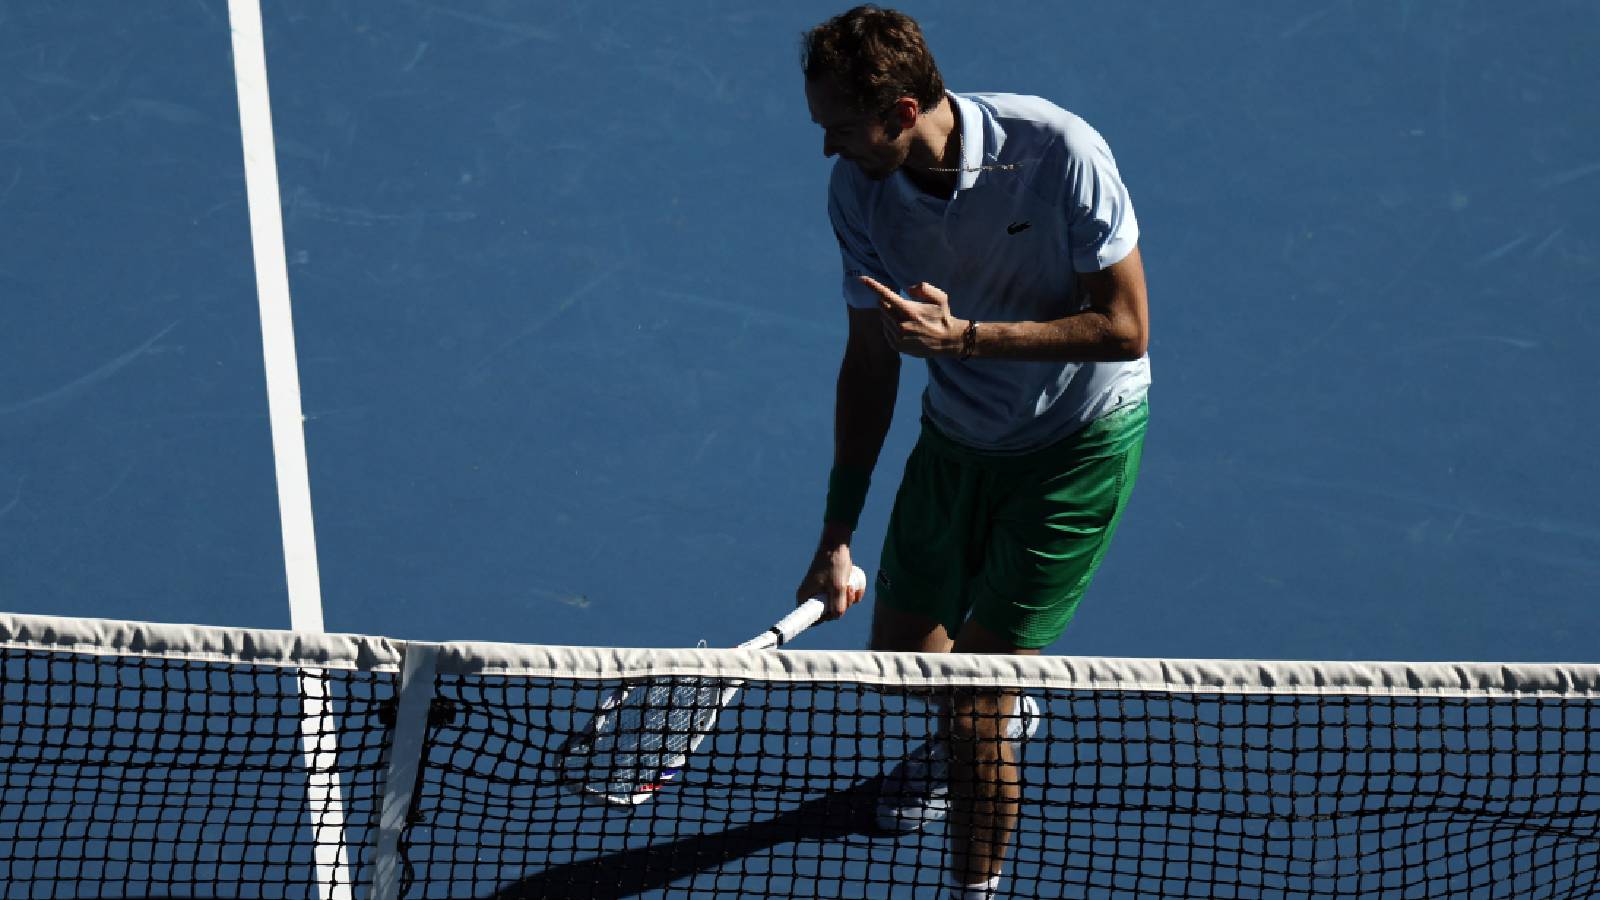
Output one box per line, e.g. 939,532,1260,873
556,566,866,805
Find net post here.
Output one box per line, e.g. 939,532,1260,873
372,642,440,900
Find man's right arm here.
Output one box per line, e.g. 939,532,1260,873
800,304,901,618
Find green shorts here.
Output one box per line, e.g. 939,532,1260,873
876,399,1147,650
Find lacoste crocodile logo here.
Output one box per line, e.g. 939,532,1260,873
1007,221,1031,235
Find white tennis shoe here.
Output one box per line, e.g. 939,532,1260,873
875,695,1041,833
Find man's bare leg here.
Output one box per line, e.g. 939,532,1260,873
946,619,1039,889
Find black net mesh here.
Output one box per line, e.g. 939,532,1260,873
0,644,393,898
407,674,1600,899
2,624,1599,899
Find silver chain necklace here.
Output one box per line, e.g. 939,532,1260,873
925,161,1026,173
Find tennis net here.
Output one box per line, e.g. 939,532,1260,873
2,611,1599,898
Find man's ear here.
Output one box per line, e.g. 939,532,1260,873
887,97,921,131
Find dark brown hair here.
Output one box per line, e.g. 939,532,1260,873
801,5,945,115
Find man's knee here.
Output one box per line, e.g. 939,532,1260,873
944,691,1016,761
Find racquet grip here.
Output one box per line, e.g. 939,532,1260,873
769,566,866,646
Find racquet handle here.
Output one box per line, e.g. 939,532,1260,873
753,566,866,649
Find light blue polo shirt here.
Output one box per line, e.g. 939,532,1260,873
828,92,1150,453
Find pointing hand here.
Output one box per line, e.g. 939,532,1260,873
860,277,966,358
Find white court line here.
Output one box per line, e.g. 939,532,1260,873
226,2,353,897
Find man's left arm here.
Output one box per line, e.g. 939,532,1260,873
863,244,1149,363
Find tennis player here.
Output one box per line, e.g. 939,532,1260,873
794,7,1150,899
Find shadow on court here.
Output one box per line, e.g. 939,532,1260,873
486,778,891,899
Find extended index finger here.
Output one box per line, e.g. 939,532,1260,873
858,275,898,303
860,277,911,320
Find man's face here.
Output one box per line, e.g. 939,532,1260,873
805,80,909,180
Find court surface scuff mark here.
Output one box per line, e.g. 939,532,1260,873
0,320,180,416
